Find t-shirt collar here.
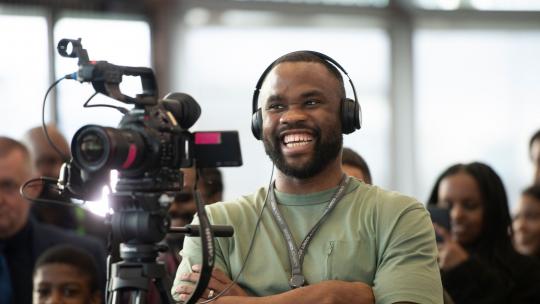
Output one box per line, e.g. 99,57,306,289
272,178,359,206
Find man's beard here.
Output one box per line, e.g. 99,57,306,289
263,122,342,179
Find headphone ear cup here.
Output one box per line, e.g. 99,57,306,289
355,99,362,130
341,98,361,134
251,109,263,140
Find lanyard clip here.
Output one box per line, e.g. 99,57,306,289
289,274,305,289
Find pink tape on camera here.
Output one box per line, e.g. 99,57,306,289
195,132,222,145
122,144,138,169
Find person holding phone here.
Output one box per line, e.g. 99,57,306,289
427,162,540,303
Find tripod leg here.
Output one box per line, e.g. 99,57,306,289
133,289,148,304
155,277,176,304
108,289,149,304
107,290,120,304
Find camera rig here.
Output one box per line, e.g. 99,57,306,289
54,38,240,304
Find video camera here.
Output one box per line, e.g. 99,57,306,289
57,38,242,202
54,38,240,303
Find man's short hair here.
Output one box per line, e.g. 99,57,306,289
0,136,29,159
530,129,540,151
273,51,346,99
23,124,70,161
34,245,100,294
342,147,372,184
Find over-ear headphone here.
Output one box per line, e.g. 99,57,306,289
251,50,362,140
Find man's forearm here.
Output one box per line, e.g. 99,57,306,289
213,281,374,304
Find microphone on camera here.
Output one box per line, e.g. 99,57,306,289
161,92,201,129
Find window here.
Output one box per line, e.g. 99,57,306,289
53,15,151,215
0,12,49,139
235,0,389,6
54,15,151,141
414,28,540,207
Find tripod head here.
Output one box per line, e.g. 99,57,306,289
106,186,233,304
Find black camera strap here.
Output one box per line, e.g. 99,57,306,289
268,174,350,289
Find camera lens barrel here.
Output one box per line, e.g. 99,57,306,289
72,125,146,173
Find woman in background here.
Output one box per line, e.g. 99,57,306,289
427,162,540,303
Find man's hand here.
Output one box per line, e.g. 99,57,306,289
174,264,249,302
174,266,374,304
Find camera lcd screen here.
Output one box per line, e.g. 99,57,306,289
194,131,242,168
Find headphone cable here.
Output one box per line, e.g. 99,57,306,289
199,165,275,303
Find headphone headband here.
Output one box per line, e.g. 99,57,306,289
252,50,358,115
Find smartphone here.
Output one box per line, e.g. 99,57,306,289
427,206,451,243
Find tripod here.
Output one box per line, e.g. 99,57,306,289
107,243,174,304
103,190,234,304
104,191,176,304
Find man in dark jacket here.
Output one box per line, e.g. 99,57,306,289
0,136,106,304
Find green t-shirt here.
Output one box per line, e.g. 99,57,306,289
172,178,443,304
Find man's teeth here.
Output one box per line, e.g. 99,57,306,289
287,142,309,147
283,133,313,146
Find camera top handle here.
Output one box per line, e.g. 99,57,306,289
57,38,157,106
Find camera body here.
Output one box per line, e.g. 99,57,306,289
72,102,192,195
58,38,241,204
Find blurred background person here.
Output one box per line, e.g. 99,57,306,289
427,162,540,303
23,124,77,230
530,129,540,186
0,136,106,304
513,184,540,259
341,147,372,184
23,124,108,244
33,245,101,304
168,167,223,231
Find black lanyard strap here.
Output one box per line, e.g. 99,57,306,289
268,174,350,289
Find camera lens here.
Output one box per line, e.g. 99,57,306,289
72,125,146,173
79,133,105,163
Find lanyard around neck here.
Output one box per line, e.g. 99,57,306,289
268,175,350,289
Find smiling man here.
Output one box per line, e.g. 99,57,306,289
171,51,442,304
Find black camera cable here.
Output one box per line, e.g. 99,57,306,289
41,76,70,160
41,74,129,167
82,91,128,114
34,73,127,209
19,175,111,212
